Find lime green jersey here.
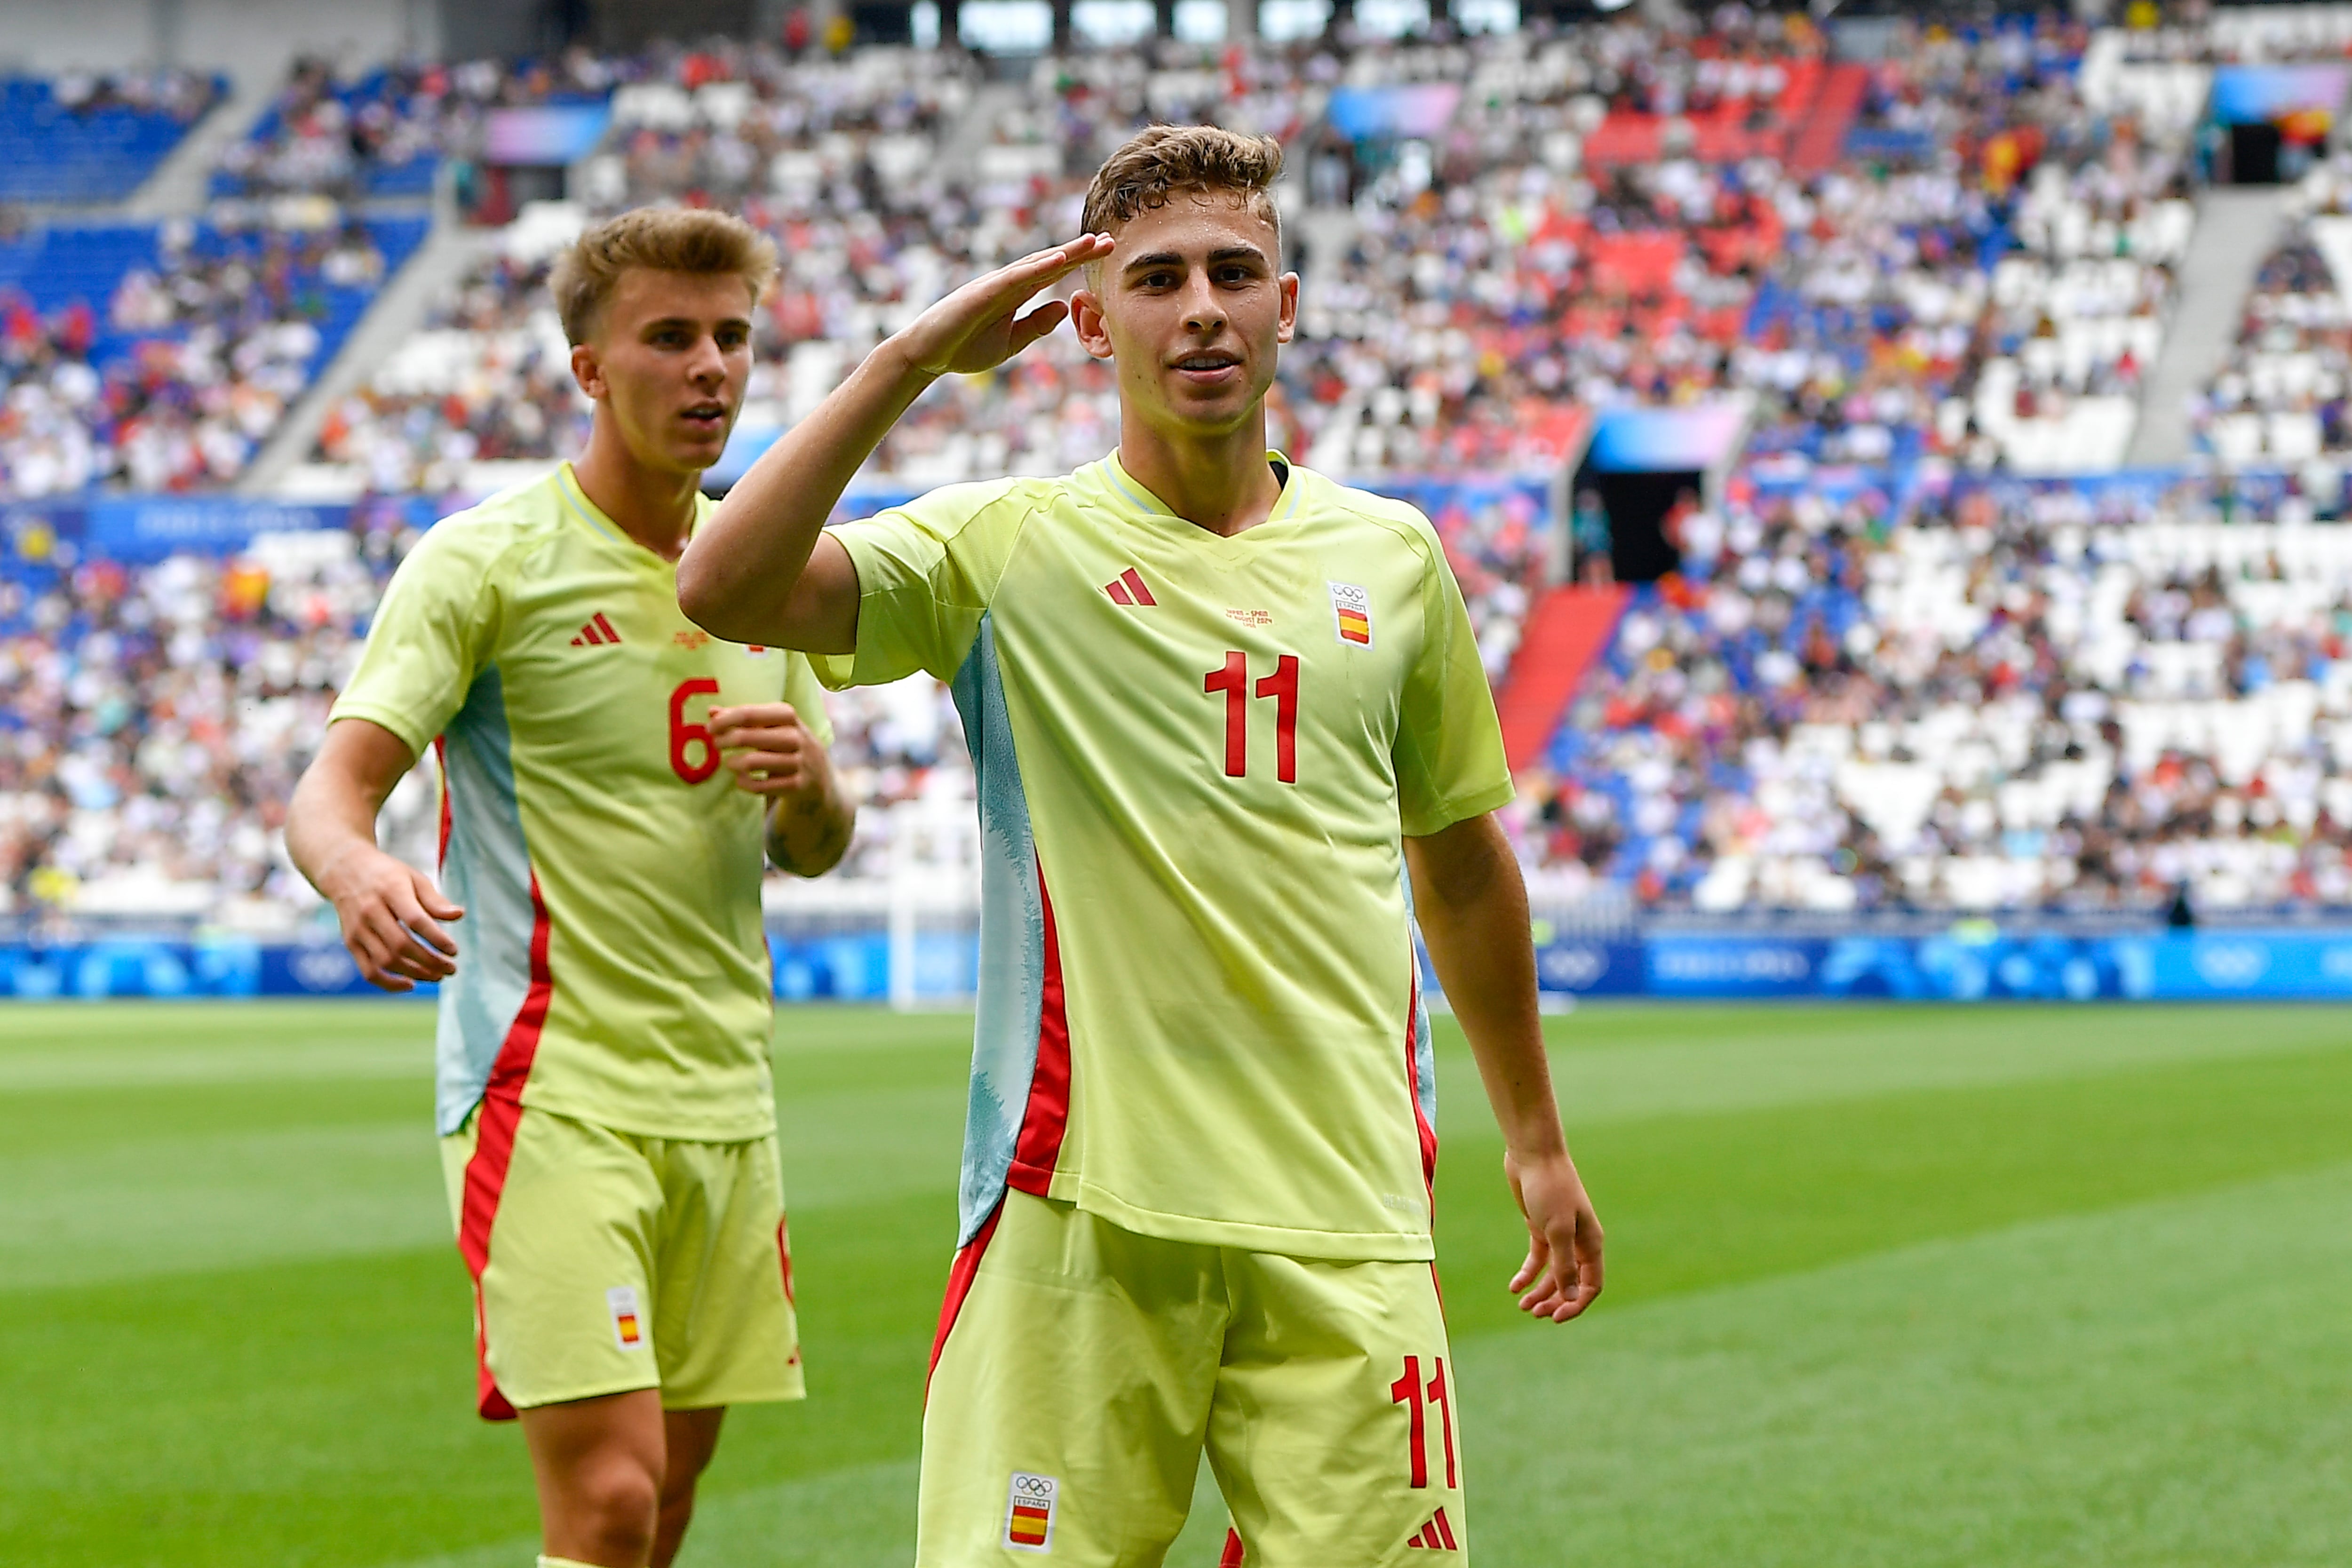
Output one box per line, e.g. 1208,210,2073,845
823,454,1511,1261
332,463,834,1141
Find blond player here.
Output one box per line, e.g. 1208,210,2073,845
287,209,854,1568
679,127,1603,1564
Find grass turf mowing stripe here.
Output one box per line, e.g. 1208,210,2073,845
1449,1000,2352,1124
3,1003,2344,1565
1460,1162,2352,1568
350,1165,2352,1568
1434,1035,2352,1333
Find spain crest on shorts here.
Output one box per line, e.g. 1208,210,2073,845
1329,581,1373,647
607,1285,646,1351
1004,1471,1057,1552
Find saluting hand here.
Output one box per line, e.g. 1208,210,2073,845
895,235,1117,379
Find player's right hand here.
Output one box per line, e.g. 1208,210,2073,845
893,235,1117,379
325,847,463,994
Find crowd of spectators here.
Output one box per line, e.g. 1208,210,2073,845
1523,472,2352,913
31,8,2352,917
0,504,976,923
2192,154,2352,472
38,68,222,123
213,51,624,199
1,218,397,497
0,507,420,924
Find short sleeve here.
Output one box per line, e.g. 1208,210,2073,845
1394,537,1514,838
329,518,506,758
781,652,835,747
815,481,1031,690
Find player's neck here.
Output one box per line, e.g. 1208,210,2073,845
1116,414,1281,540
571,425,701,563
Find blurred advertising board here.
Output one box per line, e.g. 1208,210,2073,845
9,926,2352,1003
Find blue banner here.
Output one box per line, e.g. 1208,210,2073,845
8,927,2352,1003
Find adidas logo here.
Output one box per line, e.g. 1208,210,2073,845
1103,567,1156,606
1405,1507,1459,1551
570,613,623,647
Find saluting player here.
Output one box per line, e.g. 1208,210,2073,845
288,208,855,1568
679,127,1603,1565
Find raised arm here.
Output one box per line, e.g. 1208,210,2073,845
287,717,462,993
677,234,1114,652
1404,811,1604,1322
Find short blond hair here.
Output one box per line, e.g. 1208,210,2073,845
550,207,779,345
1081,124,1284,245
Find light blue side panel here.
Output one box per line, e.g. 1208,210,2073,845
948,617,1046,1246
1401,868,1438,1130
433,667,536,1135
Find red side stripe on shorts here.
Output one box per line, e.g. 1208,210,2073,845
455,869,554,1422
926,1201,1004,1393
1006,856,1070,1194
776,1213,796,1306
1219,1528,1246,1567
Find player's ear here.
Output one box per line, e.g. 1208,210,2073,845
1070,286,1113,361
570,341,606,400
1276,271,1299,346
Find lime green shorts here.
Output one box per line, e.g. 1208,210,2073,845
919,1190,1467,1565
440,1102,805,1418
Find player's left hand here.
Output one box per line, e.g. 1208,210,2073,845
1505,1147,1604,1322
710,702,831,801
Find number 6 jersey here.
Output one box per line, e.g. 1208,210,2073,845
330,463,834,1142
822,453,1512,1262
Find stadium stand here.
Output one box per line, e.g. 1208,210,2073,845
1526,470,2352,914
0,71,224,204
17,8,2352,928
2193,153,2352,470
0,215,426,497
212,52,623,201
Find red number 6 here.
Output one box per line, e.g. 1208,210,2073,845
669,678,721,784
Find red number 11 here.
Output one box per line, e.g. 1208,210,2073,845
1391,1354,1457,1489
1203,651,1298,783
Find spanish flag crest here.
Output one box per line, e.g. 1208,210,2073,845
1004,1471,1057,1552
607,1286,646,1351
1330,581,1373,647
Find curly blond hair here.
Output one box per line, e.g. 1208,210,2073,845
1081,124,1284,245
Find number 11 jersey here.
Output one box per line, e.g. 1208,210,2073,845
823,453,1513,1263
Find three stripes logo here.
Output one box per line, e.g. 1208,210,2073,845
1103,567,1157,606
570,612,623,647
1405,1506,1460,1551
1003,1471,1057,1552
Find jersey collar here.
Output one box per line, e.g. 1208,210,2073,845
1092,449,1305,537
555,461,708,568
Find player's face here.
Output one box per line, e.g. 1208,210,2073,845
1072,193,1297,439
571,268,755,477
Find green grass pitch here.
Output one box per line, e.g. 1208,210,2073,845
4,1000,2348,1566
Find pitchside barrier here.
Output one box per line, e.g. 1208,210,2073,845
8,920,2352,1003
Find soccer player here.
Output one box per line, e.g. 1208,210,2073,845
678,127,1603,1563
286,208,854,1568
